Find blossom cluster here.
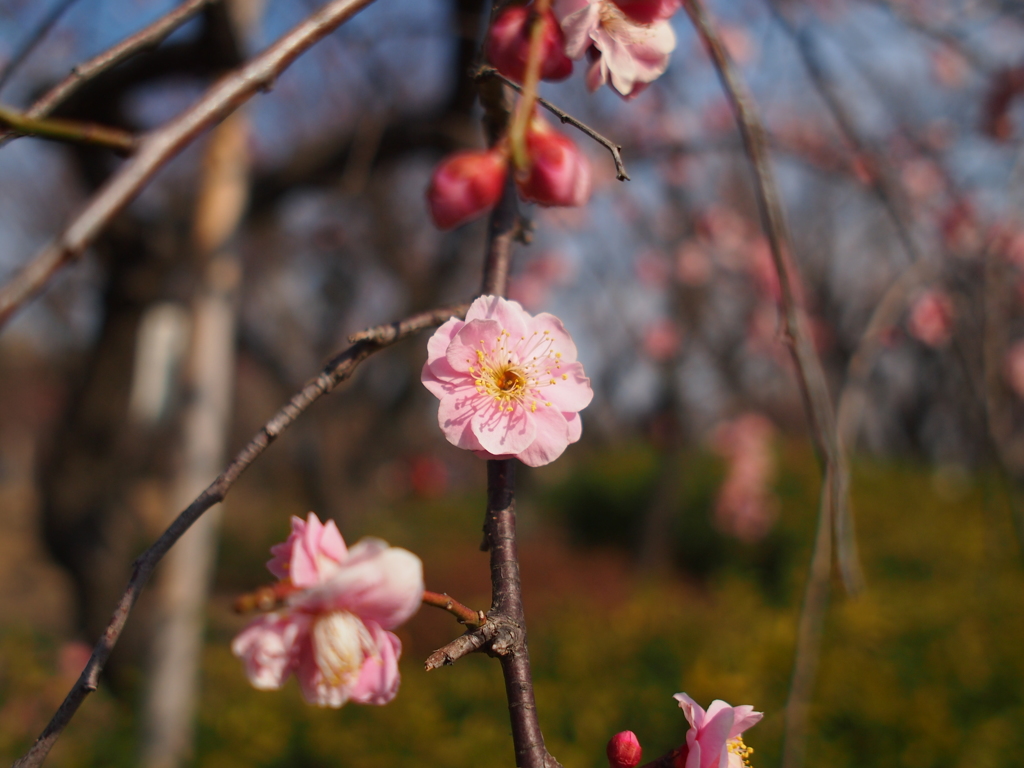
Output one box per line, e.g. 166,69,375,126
607,694,763,768
426,0,682,230
232,513,423,708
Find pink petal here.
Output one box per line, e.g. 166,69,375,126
565,411,583,443
472,394,537,456
539,361,593,412
231,612,308,691
529,312,579,361
446,318,505,373
349,623,402,705
514,404,570,467
556,0,601,59
463,295,531,339
438,390,488,450
598,28,640,96
586,55,608,91
675,692,706,729
266,515,306,580
295,539,424,629
697,703,735,768
426,316,465,366
728,705,763,737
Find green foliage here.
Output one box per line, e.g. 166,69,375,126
4,447,1024,767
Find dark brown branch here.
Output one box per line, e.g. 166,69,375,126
0,105,136,153
422,590,487,628
425,620,502,670
484,461,561,768
0,0,378,332
9,0,216,129
347,303,468,343
481,174,520,296
10,304,461,768
476,65,630,181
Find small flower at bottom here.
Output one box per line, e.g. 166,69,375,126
672,693,762,768
421,295,593,467
232,513,423,708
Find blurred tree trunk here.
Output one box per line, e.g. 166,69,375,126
140,101,251,768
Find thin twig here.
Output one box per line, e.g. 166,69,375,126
477,66,630,181
425,621,501,670
348,303,468,343
422,590,488,628
783,468,834,768
0,105,136,152
0,0,85,94
5,0,215,135
10,303,462,768
681,5,864,767
0,0,378,332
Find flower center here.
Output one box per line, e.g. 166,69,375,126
727,736,754,768
311,611,375,687
467,328,568,414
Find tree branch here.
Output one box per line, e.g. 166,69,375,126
10,303,465,768
0,0,378,332
681,0,862,589
422,590,488,628
0,104,136,152
0,0,85,95
477,65,630,181
2,0,216,137
483,461,561,768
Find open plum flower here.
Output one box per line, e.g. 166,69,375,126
232,513,423,708
422,295,593,467
554,0,676,98
673,693,762,768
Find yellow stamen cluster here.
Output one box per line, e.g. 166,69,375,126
727,736,755,768
466,328,564,414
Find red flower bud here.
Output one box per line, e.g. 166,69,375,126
516,116,591,208
607,731,643,768
426,149,509,230
487,4,573,83
611,0,681,24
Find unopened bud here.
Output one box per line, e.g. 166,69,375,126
516,116,591,208
427,149,509,230
487,4,573,83
607,731,642,768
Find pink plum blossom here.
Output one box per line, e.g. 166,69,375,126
607,730,643,768
232,513,423,708
488,4,573,83
554,0,676,98
421,295,593,467
672,693,762,768
907,289,954,347
710,413,777,543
